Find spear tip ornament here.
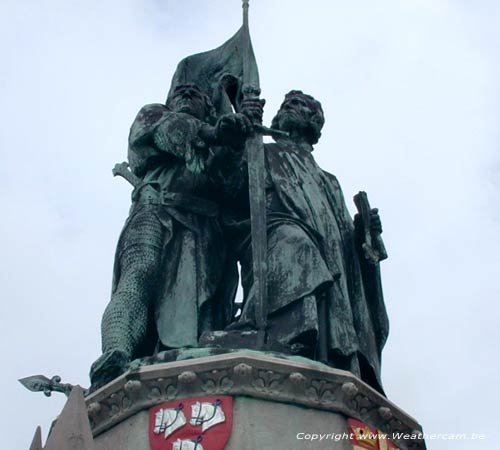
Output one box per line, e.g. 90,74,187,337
19,374,83,397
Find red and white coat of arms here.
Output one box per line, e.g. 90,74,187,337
348,418,400,450
149,396,233,450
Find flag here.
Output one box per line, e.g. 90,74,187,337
167,25,258,117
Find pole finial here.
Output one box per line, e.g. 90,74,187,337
242,0,249,27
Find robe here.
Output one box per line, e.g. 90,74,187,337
224,140,389,393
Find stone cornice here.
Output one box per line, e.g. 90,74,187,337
86,352,425,449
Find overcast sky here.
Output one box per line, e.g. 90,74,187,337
1,1,499,449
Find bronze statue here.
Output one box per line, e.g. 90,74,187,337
220,91,389,393
90,84,250,389
90,1,390,396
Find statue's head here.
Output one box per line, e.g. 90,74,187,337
271,90,325,145
167,84,217,123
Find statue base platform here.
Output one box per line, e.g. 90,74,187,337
85,351,426,450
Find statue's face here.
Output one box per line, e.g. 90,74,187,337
275,95,314,134
169,85,207,120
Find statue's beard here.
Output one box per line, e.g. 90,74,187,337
276,112,307,135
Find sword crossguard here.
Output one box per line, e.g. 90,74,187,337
255,124,289,139
112,161,140,187
112,161,130,177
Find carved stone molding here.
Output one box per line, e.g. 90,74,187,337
86,351,424,450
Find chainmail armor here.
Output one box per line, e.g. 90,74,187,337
101,208,165,359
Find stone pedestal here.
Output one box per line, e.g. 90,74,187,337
85,351,425,450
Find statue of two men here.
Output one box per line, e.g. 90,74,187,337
91,86,389,395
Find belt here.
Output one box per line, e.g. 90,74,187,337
132,184,219,217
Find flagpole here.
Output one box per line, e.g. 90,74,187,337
241,0,268,346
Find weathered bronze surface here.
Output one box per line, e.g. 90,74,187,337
215,90,389,393
89,0,390,395
89,84,248,390
19,374,80,398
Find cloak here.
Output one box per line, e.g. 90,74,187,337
227,140,389,392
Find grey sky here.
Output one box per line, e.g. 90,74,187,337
1,1,499,449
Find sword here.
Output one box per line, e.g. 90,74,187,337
255,124,289,139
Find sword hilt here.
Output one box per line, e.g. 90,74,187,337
112,161,140,187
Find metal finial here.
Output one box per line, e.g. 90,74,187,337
19,374,86,398
242,0,249,27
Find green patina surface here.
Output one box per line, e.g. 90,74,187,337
90,6,390,397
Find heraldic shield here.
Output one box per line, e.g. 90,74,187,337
149,396,233,450
348,418,400,450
